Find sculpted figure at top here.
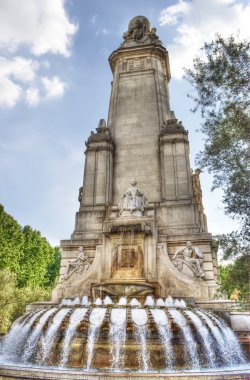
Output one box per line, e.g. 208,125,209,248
122,16,161,46
120,179,146,216
172,241,205,279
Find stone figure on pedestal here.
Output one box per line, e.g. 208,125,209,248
78,186,83,203
122,16,162,46
172,241,205,279
120,179,146,216
191,169,206,230
62,246,93,282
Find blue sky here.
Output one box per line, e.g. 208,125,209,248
0,0,249,246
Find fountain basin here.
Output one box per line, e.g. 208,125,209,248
0,364,250,380
0,297,248,373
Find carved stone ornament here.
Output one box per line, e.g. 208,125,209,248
191,168,204,212
172,241,205,279
111,244,144,280
120,179,146,217
62,246,93,282
122,16,162,46
78,186,83,203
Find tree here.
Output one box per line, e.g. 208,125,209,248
0,204,60,288
219,256,249,303
18,226,56,288
0,205,61,332
185,35,250,260
0,269,50,334
43,246,61,288
0,204,24,273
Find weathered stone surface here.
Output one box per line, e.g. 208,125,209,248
51,15,219,303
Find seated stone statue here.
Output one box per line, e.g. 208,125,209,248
172,241,205,279
120,179,146,216
122,16,162,47
63,246,92,282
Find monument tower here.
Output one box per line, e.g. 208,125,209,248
52,16,219,303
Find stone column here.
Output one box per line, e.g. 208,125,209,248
72,120,114,238
159,118,192,200
81,119,113,206
108,37,171,205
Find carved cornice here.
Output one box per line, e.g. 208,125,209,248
85,145,114,154
159,118,189,145
85,118,114,152
159,137,189,145
109,45,171,81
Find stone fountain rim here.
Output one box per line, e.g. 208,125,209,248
0,364,250,379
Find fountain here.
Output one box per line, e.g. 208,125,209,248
0,15,249,380
0,297,248,374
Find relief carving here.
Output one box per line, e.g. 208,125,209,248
62,246,93,282
172,241,205,279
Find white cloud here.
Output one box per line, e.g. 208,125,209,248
159,0,250,79
91,14,98,24
0,0,77,108
26,87,40,106
0,56,67,107
159,0,191,25
0,56,38,83
96,28,111,36
0,0,77,56
0,76,21,108
42,76,67,99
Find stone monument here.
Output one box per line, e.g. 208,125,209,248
52,15,219,303
0,16,249,379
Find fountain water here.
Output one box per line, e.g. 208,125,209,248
86,307,107,370
0,308,45,362
150,309,174,369
0,296,247,374
168,308,200,370
60,308,88,366
21,307,57,363
109,308,126,370
40,308,70,363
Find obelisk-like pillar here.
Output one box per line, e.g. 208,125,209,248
108,16,171,205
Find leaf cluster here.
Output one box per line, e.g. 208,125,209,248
185,35,250,260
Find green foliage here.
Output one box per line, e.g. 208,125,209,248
0,204,61,332
43,246,61,287
0,269,51,334
0,270,17,333
0,204,60,287
0,204,24,273
185,35,250,259
18,226,57,288
219,256,249,303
